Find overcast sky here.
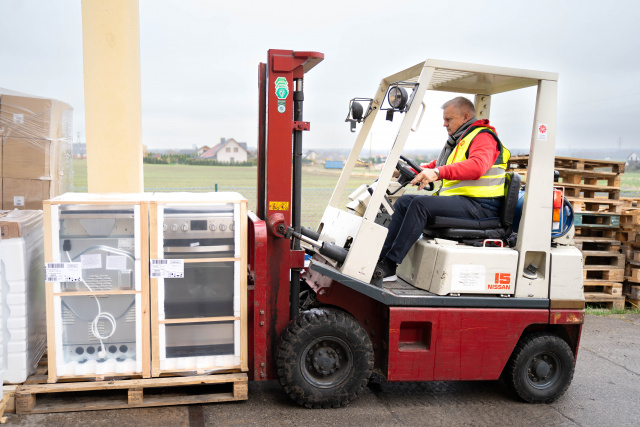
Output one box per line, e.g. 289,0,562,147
1,0,639,153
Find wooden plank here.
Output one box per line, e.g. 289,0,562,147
582,252,625,268
149,202,161,378
573,237,620,252
240,200,249,372
140,201,151,379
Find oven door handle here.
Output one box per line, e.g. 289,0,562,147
163,245,234,253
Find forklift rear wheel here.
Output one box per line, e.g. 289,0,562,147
505,332,575,403
276,308,374,408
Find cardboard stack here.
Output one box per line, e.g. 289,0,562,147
0,89,73,210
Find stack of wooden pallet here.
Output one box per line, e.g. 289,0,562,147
509,156,626,309
619,198,640,308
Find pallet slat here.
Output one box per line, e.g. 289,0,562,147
15,372,248,415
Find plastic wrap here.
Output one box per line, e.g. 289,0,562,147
0,210,46,383
0,88,73,210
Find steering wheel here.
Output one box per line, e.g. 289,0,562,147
395,155,434,191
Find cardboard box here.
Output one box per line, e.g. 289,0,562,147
0,94,72,141
0,209,43,239
2,136,52,179
2,178,50,210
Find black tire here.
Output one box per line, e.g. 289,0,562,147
276,308,374,408
504,332,575,403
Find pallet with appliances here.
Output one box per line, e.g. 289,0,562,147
14,372,248,415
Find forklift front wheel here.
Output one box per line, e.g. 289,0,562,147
504,332,575,403
276,308,374,408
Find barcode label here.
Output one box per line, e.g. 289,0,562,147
45,262,82,282
150,259,183,278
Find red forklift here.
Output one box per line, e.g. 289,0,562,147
248,50,585,408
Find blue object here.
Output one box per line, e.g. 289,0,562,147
325,161,344,169
512,191,573,237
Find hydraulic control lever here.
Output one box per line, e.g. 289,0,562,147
284,226,348,264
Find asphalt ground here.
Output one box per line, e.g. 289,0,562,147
6,313,640,427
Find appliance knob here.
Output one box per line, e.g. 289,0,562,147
219,224,227,231
181,224,189,231
171,224,178,232
163,223,168,232
209,223,216,231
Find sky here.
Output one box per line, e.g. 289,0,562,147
1,0,639,153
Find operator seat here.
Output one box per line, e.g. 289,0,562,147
422,172,521,242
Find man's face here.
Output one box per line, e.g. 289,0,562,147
442,105,470,136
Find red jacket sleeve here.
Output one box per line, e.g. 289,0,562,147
437,133,500,181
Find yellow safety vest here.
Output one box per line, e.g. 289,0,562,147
439,126,511,198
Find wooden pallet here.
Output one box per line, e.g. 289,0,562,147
573,237,621,252
625,266,640,284
561,184,620,202
567,197,623,213
625,296,640,308
584,292,626,309
583,267,624,282
583,282,622,296
508,155,625,173
576,227,617,239
0,393,10,423
15,372,248,415
574,212,620,228
582,251,625,268
620,211,640,228
623,283,640,300
616,230,637,243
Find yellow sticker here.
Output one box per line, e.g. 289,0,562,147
269,201,290,211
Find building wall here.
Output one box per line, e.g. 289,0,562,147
216,140,248,163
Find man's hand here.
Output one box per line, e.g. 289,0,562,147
410,169,439,190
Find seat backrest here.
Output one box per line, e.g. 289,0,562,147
498,172,521,228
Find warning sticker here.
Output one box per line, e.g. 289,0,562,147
81,254,102,269
450,264,486,292
118,238,135,251
106,255,127,271
45,262,82,282
269,201,289,211
537,123,548,141
150,259,184,278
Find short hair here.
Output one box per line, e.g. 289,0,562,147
442,97,476,115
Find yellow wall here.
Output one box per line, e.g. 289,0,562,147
82,0,143,193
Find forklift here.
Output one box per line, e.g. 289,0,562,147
249,50,585,408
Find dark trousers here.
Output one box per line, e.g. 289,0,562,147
380,194,499,264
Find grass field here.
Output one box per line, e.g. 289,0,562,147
72,160,380,226
71,160,640,226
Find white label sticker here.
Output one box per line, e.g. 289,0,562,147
80,254,102,269
190,242,200,247
537,123,548,141
150,259,184,278
13,196,25,207
13,113,24,124
45,262,82,282
106,255,127,270
450,264,486,292
118,238,135,251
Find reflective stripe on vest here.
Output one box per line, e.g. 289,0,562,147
439,127,511,198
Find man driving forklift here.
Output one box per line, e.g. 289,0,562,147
374,96,511,283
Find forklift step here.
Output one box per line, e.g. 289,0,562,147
308,261,549,309
573,212,620,228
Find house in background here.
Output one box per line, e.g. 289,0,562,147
196,145,210,156
627,152,639,164
200,138,248,163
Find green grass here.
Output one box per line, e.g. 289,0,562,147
72,159,376,190
585,305,640,316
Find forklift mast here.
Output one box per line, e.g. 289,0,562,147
250,50,323,381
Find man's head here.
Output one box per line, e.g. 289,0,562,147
442,97,476,136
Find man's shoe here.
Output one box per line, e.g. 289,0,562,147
377,258,397,282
